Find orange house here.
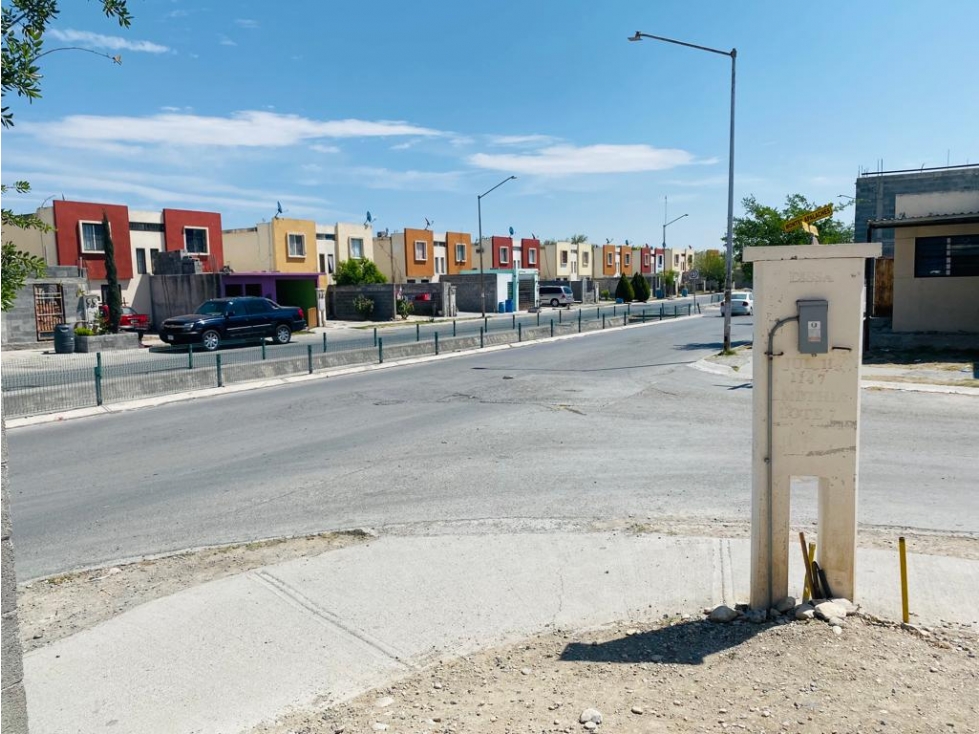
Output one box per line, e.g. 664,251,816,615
446,231,473,274
404,227,435,281
619,246,635,276
601,245,618,276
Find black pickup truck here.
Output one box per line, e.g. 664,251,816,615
160,297,307,351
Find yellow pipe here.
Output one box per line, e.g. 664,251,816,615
803,542,816,602
899,536,909,624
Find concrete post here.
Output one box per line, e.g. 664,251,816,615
745,244,881,609
2,420,30,733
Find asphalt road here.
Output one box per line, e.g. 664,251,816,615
7,313,978,579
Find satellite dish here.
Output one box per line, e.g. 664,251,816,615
508,226,514,236
366,211,372,223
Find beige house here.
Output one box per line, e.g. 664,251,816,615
314,222,376,286
869,191,979,333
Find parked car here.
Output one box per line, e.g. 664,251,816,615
160,297,307,351
540,285,574,308
720,291,754,316
100,305,150,333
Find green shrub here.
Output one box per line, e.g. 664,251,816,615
631,272,651,301
352,294,375,318
74,325,95,336
396,297,413,320
615,274,634,302
600,289,611,300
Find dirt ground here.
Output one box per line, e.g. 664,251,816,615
256,613,977,734
16,523,978,734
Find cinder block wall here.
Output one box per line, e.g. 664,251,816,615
1,272,88,345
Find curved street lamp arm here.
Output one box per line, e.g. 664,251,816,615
478,175,517,201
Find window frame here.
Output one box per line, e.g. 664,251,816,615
499,246,510,265
414,240,428,262
914,234,979,278
624,253,631,267
79,220,107,253
606,252,613,267
135,248,147,275
527,248,537,265
560,250,569,266
287,232,306,258
455,243,467,263
582,252,589,266
184,226,209,254
348,237,364,259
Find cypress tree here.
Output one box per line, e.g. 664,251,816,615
102,212,122,333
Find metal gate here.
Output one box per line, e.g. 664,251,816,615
33,283,65,340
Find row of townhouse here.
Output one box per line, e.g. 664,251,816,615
5,196,697,338
372,230,695,284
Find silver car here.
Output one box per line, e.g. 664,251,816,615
720,291,754,316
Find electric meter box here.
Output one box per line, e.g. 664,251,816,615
797,299,828,355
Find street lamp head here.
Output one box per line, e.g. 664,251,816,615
628,32,643,42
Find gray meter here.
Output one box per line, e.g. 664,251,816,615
797,299,828,355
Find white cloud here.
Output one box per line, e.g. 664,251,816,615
47,28,170,54
487,134,559,147
219,35,237,46
235,19,259,28
348,167,464,192
310,144,340,154
27,111,444,149
469,144,699,175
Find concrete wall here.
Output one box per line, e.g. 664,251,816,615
148,274,223,329
440,273,508,313
330,284,398,321
1,271,88,345
892,222,979,333
854,166,979,256
223,226,273,272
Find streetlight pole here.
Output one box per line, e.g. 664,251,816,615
477,175,517,318
662,212,688,297
630,31,737,351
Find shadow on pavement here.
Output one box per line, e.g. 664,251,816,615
560,619,767,666
673,340,752,351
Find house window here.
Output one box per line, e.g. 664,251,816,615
674,254,680,266
135,248,147,274
624,253,631,266
499,246,510,265
349,237,364,259
914,234,979,277
657,255,664,269
560,251,569,266
455,243,467,263
319,254,327,273
150,248,159,274
288,233,306,258
528,248,537,265
582,252,589,266
606,253,613,267
129,221,165,232
435,256,446,274
184,227,208,254
644,253,650,266
414,240,428,261
80,221,106,252
327,253,335,273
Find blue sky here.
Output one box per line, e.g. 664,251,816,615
4,0,978,250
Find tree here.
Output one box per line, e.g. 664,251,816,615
334,258,387,285
694,249,726,290
569,234,588,245
732,194,854,279
101,212,122,332
631,271,650,302
614,274,634,302
541,238,557,248
661,269,678,296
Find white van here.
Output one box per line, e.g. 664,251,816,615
539,285,574,308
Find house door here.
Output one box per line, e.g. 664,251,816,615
34,283,65,340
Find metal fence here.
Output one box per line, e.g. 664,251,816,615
2,296,722,419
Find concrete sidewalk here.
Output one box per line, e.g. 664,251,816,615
23,532,979,734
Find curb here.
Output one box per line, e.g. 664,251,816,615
691,357,979,396
7,313,704,429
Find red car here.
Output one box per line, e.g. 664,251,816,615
100,305,150,332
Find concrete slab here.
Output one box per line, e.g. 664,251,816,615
23,533,978,734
